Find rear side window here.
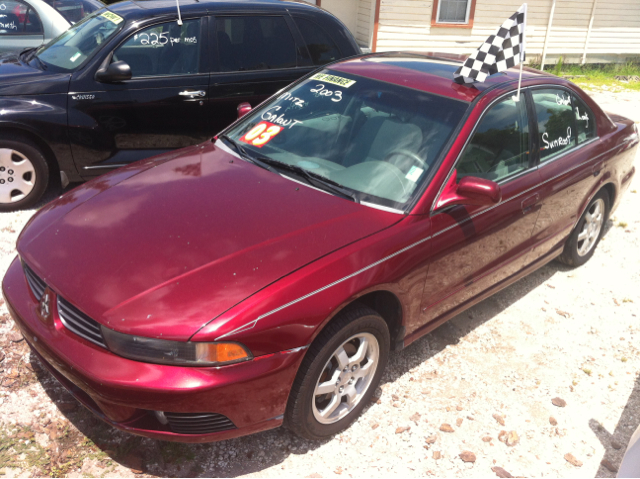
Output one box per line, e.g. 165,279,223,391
572,94,596,143
215,16,297,72
456,97,530,182
43,0,102,24
114,19,202,78
532,88,576,161
0,0,42,34
294,17,341,66
24,7,42,32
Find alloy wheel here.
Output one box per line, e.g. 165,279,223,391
312,332,379,424
577,198,605,256
0,149,36,204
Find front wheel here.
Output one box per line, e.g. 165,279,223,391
285,305,390,440
0,136,49,211
557,190,609,267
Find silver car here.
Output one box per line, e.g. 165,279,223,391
0,0,104,54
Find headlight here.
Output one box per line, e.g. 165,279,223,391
101,326,252,366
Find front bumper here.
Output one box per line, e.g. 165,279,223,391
2,256,306,443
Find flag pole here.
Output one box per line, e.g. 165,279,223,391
175,0,183,25
513,3,527,102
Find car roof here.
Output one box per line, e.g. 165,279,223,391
108,0,320,19
331,52,553,103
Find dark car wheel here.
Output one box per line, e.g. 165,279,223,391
558,190,609,267
0,136,49,212
285,305,390,440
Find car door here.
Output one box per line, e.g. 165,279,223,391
0,0,44,54
526,87,605,262
418,92,543,328
207,14,314,134
67,17,211,174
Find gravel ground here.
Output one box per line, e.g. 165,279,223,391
0,87,638,478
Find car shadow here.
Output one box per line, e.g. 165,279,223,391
590,373,640,477
26,219,616,477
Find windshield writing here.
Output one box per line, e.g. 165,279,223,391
227,70,468,208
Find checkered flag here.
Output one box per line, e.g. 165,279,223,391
454,4,527,84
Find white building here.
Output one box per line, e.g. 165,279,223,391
304,0,640,66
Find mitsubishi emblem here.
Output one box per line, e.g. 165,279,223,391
38,287,52,324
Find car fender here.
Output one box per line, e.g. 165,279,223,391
192,214,432,357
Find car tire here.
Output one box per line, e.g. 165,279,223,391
557,190,609,267
285,305,390,440
0,135,50,212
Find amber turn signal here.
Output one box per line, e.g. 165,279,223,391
196,342,251,364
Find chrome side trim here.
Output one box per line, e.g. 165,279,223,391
215,234,433,340
83,164,127,170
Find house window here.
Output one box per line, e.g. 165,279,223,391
433,0,476,27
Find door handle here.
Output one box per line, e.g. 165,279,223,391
521,193,540,213
179,90,206,98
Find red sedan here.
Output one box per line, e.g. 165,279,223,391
3,53,638,443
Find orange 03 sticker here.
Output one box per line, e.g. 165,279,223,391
239,121,283,148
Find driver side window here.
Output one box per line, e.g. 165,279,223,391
456,97,530,183
113,19,202,78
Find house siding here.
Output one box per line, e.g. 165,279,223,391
373,0,640,63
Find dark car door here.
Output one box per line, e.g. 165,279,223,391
206,14,315,134
526,87,604,262
67,17,210,174
417,93,543,330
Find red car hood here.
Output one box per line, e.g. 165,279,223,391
18,142,400,340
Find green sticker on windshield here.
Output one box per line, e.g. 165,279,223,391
310,73,356,88
100,11,123,25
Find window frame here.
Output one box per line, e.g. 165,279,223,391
529,85,597,165
453,91,536,185
431,0,477,29
0,0,43,36
210,14,303,74
108,16,208,80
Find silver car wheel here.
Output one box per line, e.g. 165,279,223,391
312,332,379,425
0,149,36,204
577,198,605,257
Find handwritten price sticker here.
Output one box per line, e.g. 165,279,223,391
239,121,283,148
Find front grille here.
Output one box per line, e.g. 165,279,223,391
23,261,46,300
57,297,107,348
164,412,236,435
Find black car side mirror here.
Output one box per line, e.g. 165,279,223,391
96,61,132,83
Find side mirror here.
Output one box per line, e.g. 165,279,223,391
96,61,132,83
435,171,501,210
237,102,252,119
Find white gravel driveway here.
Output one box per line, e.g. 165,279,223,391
0,88,638,478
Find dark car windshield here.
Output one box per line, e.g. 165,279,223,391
43,0,105,24
224,70,468,210
34,9,122,72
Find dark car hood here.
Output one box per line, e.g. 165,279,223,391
18,142,400,340
0,53,70,96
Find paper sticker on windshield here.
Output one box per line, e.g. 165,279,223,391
310,73,356,88
100,11,123,25
405,166,424,183
240,121,283,148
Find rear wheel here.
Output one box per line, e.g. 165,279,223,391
285,305,389,440
0,136,49,211
557,190,609,267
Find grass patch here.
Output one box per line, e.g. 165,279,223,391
528,59,640,91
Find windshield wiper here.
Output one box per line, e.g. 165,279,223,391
30,54,47,70
251,155,359,203
220,136,358,203
18,47,36,62
220,135,278,174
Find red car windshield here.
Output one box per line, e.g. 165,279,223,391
225,70,469,210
